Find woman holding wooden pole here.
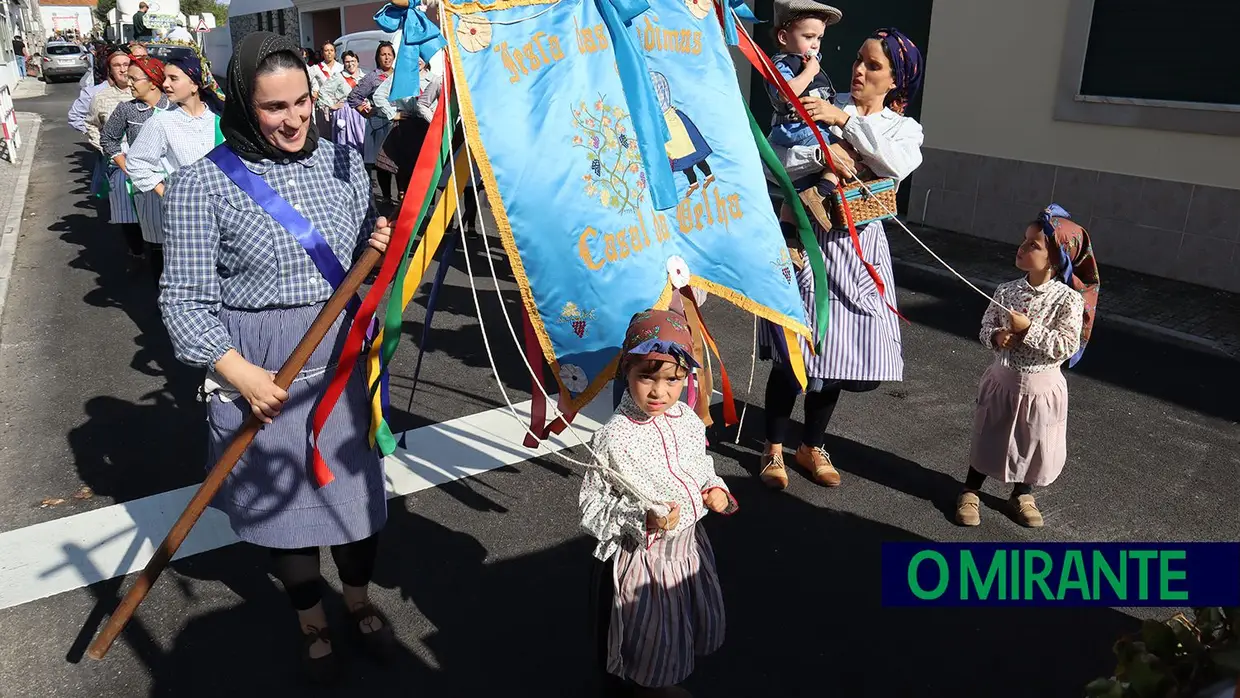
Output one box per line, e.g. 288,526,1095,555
157,32,394,683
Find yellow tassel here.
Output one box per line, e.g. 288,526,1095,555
783,326,808,391
366,150,473,445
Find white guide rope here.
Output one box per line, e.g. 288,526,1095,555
442,92,666,513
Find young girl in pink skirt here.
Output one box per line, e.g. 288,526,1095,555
581,309,739,697
956,204,1099,528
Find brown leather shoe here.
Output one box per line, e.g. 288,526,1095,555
956,491,981,526
759,449,789,490
794,445,841,487
1009,494,1044,527
797,187,834,231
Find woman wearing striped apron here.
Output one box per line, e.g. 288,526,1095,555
159,33,395,683
100,55,171,274
83,47,134,244
126,54,225,282
757,28,925,490
346,42,397,204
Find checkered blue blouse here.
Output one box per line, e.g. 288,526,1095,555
158,141,378,369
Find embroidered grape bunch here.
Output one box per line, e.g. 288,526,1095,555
558,301,597,340
572,95,646,215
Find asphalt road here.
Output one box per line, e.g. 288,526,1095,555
0,82,1236,698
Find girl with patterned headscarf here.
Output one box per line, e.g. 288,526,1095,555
582,309,738,693
956,204,1100,529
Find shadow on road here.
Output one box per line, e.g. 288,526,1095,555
66,476,1138,698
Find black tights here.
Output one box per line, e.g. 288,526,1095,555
368,165,394,201
964,467,1033,497
764,371,841,448
146,242,163,285
120,223,143,257
269,534,381,611
683,161,713,186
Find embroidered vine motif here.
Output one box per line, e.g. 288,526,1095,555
772,249,793,283
558,301,598,338
572,95,646,214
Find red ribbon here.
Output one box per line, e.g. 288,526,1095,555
309,57,454,487
722,5,903,320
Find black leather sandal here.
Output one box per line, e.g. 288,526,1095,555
350,603,399,663
301,625,340,684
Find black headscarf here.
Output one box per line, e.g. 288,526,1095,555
220,32,318,163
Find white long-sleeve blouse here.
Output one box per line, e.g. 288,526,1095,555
980,277,1085,373
579,393,738,561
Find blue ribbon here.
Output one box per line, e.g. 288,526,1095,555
595,0,678,210
720,0,760,46
625,338,701,368
375,3,448,103
398,228,457,449
207,145,351,292
1038,203,1075,289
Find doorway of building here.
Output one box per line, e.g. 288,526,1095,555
306,8,342,49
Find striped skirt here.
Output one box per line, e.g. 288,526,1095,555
205,304,387,549
363,117,394,166
106,166,139,225
759,219,904,389
134,190,164,244
592,523,725,688
89,153,106,198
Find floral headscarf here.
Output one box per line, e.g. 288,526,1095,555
618,309,700,378
1039,204,1100,367
870,27,924,115
129,55,165,87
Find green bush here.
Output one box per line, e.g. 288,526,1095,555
1086,608,1240,697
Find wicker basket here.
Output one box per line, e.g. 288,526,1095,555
829,178,898,229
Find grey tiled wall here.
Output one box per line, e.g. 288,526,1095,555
229,10,300,53
906,147,1240,293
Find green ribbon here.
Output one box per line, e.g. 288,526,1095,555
744,103,829,349
368,101,458,456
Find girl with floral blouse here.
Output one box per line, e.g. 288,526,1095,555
956,204,1099,529
581,309,738,697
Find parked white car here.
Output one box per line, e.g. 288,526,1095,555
332,29,399,71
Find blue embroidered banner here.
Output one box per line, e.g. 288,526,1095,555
444,0,810,409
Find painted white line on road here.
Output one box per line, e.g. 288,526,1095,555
0,393,621,611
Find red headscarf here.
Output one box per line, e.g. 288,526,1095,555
129,55,165,87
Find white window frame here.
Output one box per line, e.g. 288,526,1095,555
1053,0,1240,137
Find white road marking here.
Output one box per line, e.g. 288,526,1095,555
0,394,624,611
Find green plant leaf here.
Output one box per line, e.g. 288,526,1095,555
1124,654,1169,698
1212,648,1240,674
1142,620,1180,660
1085,678,1125,697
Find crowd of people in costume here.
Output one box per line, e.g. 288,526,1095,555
63,2,1100,695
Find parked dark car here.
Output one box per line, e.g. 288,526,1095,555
40,42,89,82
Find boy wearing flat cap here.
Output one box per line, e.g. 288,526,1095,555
765,0,844,229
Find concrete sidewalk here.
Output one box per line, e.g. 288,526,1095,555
886,221,1240,360
0,111,42,336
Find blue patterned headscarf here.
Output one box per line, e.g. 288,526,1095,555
870,27,923,115
168,54,226,114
